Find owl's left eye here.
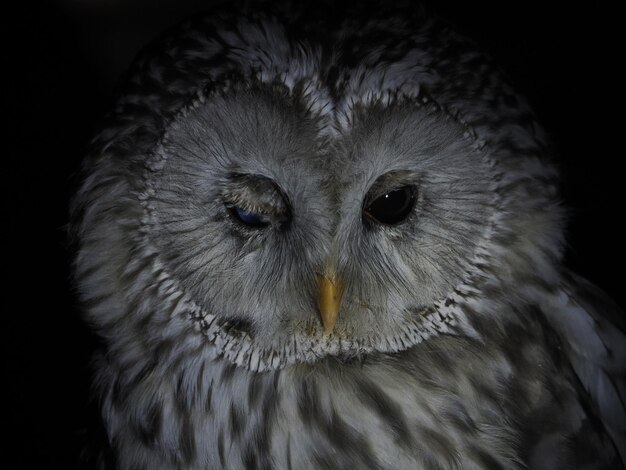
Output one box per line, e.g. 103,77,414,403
364,186,416,225
229,206,270,228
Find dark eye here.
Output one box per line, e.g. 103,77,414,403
229,206,270,228
364,186,416,225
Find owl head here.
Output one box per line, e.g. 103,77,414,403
73,5,565,372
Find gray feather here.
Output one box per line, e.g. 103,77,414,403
540,271,626,464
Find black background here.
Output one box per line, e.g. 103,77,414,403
3,1,623,467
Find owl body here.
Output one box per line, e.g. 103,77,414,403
73,3,625,468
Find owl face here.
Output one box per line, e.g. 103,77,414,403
148,81,496,366
76,10,564,372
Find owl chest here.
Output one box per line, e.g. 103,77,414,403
111,336,588,469
178,357,524,469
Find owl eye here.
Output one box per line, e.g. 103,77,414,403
364,186,416,225
229,206,270,228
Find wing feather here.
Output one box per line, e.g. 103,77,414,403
540,271,626,465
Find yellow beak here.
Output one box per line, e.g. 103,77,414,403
317,268,343,334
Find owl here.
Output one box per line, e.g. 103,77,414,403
72,2,626,469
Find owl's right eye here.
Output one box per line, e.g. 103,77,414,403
229,206,270,228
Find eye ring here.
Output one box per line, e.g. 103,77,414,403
364,186,417,225
228,206,270,228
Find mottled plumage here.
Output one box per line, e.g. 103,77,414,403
72,3,626,468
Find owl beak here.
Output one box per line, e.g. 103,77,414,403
317,268,343,334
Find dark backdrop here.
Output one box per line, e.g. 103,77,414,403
3,1,622,467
